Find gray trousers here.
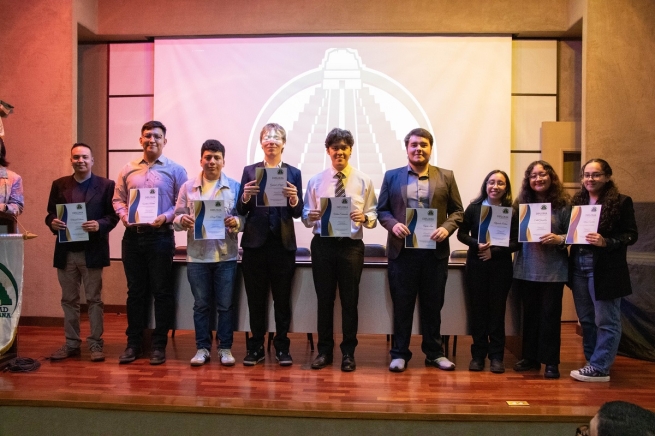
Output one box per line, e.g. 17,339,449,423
57,251,104,348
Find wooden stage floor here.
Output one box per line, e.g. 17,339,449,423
1,314,654,425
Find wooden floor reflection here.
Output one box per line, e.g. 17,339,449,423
1,314,653,423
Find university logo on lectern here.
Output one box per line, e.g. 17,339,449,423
0,263,18,319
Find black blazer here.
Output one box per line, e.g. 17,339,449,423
457,201,520,263
569,194,638,300
236,162,303,251
45,174,119,269
378,165,464,260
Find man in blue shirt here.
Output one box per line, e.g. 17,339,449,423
113,120,188,365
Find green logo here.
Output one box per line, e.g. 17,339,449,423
0,263,19,319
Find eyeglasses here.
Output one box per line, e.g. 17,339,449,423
582,172,605,180
529,172,549,180
263,135,282,142
142,133,163,140
487,180,506,187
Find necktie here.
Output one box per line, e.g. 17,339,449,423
335,172,345,197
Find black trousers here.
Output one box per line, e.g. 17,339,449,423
514,279,564,365
310,235,365,357
388,249,448,362
242,236,296,353
122,229,175,349
465,256,512,361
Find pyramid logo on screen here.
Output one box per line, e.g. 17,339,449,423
248,48,434,187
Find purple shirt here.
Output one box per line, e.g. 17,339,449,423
112,155,188,223
0,166,24,216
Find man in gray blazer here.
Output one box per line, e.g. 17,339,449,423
378,128,463,372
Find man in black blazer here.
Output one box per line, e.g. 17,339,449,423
46,143,118,362
378,128,463,372
237,123,303,366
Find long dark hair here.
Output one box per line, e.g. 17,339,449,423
0,137,8,167
571,158,621,233
516,160,569,209
471,169,513,207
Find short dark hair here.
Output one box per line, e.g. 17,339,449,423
201,139,225,158
259,123,286,143
595,401,655,436
325,128,354,148
0,137,8,167
141,120,167,136
404,128,433,147
71,142,93,155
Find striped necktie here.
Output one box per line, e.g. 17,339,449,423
335,172,345,197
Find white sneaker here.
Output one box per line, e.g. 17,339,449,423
425,356,456,371
218,348,236,366
389,358,406,372
190,348,210,366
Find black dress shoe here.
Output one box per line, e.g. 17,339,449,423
469,358,484,372
490,359,505,374
544,364,560,379
118,347,142,364
150,348,166,365
311,354,333,369
513,358,541,372
341,355,356,372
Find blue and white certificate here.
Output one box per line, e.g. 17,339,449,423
319,197,351,237
57,203,89,243
193,200,225,240
255,167,287,207
405,208,437,249
478,205,512,247
127,188,158,224
518,203,551,242
566,205,602,244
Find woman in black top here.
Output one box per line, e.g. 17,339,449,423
569,159,637,382
457,170,518,373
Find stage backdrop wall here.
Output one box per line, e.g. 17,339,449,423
108,36,512,255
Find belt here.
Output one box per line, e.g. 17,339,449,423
126,224,173,234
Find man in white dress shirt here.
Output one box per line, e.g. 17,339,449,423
302,128,377,372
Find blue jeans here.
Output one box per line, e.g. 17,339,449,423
186,261,237,350
571,251,622,374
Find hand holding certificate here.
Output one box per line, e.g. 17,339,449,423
128,188,159,224
518,203,551,242
56,203,89,242
193,200,226,240
565,205,602,244
478,205,512,247
319,197,351,237
255,167,287,207
405,208,438,249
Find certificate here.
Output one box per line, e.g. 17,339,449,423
128,188,158,224
193,200,226,240
255,167,287,207
56,203,89,243
478,205,512,247
405,208,437,249
565,205,602,244
319,197,351,237
518,203,551,242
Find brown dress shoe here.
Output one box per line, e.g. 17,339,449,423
118,347,142,364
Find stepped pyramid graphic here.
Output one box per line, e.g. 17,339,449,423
0,282,12,305
247,48,434,183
